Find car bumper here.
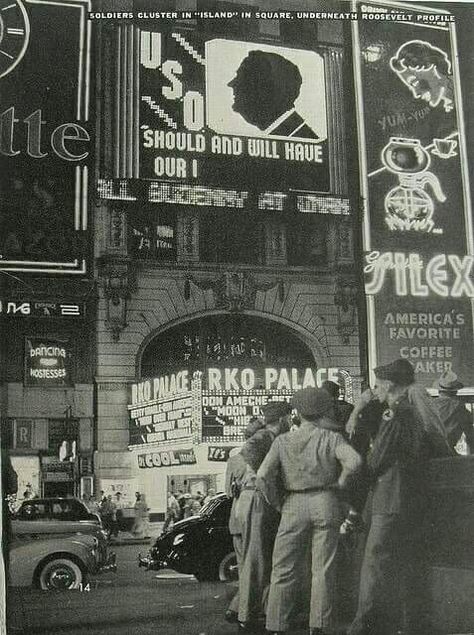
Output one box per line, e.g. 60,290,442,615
95,551,117,574
138,552,164,571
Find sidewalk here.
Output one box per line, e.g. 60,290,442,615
109,521,164,546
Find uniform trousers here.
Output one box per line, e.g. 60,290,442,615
228,533,243,613
227,494,244,614
266,490,343,632
236,489,280,623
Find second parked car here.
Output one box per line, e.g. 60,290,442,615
138,494,237,582
12,497,110,567
10,532,116,590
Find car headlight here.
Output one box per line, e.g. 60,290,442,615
173,533,185,546
100,530,108,540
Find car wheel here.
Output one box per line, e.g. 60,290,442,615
218,551,238,582
38,558,84,590
194,567,217,582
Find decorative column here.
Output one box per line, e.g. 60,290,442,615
264,220,287,266
177,211,200,263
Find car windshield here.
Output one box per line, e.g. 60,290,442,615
51,500,87,521
199,496,226,517
17,502,48,520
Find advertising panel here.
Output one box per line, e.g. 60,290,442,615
0,299,85,318
0,0,92,274
24,337,72,387
14,419,33,449
207,446,237,462
129,393,193,446
139,32,329,192
352,1,474,390
138,449,196,468
97,28,345,216
202,390,293,443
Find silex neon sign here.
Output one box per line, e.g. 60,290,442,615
364,251,474,298
381,137,446,233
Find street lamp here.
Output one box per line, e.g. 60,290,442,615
99,256,133,342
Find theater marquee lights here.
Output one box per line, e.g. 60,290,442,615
353,1,474,389
97,179,351,216
128,367,352,446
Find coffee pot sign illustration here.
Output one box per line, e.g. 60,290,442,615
382,137,446,233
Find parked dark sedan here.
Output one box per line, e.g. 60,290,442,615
16,498,101,524
138,493,237,582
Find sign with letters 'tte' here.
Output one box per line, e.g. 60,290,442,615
0,0,92,275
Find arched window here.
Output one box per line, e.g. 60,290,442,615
140,315,315,378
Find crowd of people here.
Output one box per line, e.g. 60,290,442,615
163,487,216,532
223,362,471,635
84,490,151,539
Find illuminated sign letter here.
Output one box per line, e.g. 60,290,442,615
302,368,316,388
394,253,408,296
25,110,48,158
208,368,221,391
51,123,90,161
265,368,278,389
162,60,183,100
426,254,449,297
449,255,474,297
365,251,393,295
140,31,161,69
0,107,20,156
225,368,240,391
408,254,428,297
240,369,255,390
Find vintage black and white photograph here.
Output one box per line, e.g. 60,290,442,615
1,1,473,634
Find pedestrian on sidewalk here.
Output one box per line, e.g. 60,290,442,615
203,487,216,505
132,492,150,539
163,492,180,533
113,492,125,535
100,495,117,538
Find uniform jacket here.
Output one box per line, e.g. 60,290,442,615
240,428,277,479
435,395,474,452
257,417,361,511
225,452,248,535
365,395,428,516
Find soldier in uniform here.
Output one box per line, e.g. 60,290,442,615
258,387,362,635
235,402,291,632
434,370,474,453
224,418,264,625
347,359,450,635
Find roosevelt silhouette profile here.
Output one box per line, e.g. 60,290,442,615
227,50,319,139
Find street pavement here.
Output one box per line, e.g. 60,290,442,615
7,540,471,635
6,543,269,635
